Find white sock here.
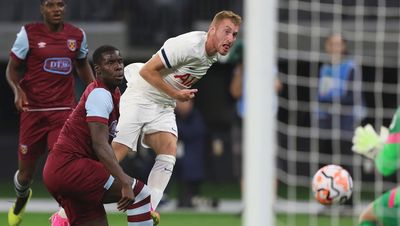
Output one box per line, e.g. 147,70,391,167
13,170,31,198
58,208,67,219
147,154,176,209
127,179,153,226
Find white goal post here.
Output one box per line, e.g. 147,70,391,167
243,0,277,226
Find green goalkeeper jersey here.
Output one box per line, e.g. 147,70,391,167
376,107,400,176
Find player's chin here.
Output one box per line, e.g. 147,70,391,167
218,50,229,56
50,17,63,24
218,47,230,55
113,78,123,86
116,78,124,84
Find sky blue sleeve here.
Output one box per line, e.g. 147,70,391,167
11,26,29,60
85,88,113,119
77,29,89,59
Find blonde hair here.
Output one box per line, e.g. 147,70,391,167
211,10,242,27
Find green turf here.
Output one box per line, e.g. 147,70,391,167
0,180,376,201
276,214,356,226
0,212,242,226
0,212,356,226
0,181,242,199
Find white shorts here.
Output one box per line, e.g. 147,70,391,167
114,89,178,151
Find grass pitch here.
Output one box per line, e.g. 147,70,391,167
0,212,356,226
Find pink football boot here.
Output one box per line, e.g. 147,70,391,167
49,211,70,226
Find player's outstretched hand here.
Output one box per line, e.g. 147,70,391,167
175,89,198,102
117,183,135,212
352,124,388,159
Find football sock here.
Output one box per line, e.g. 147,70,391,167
13,170,30,198
127,179,153,226
57,208,67,219
147,154,176,209
359,221,377,226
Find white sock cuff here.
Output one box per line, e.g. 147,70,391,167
14,171,22,188
58,208,68,219
155,154,176,165
14,170,30,197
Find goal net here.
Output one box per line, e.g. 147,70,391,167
276,0,400,225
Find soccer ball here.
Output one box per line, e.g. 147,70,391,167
312,164,353,205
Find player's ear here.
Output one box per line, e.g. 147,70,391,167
208,26,216,34
94,64,101,75
39,4,44,15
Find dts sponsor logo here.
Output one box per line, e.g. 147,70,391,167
43,58,72,75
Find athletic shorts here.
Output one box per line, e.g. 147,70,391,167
114,91,178,151
43,152,113,225
18,110,71,160
373,186,400,226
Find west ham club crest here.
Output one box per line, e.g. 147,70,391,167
19,144,28,155
67,39,77,51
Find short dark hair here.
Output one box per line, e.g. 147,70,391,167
41,0,66,4
92,45,119,65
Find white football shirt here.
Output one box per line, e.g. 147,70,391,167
125,31,218,106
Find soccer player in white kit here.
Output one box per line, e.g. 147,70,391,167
112,10,241,221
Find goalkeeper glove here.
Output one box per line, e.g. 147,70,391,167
351,124,389,159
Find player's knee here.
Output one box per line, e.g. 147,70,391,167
145,133,177,156
156,141,176,156
167,143,177,156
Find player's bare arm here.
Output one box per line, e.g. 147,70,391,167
140,54,198,101
6,57,29,112
74,58,95,85
88,121,134,211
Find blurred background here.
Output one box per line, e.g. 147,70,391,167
0,0,244,185
1,0,400,225
0,0,245,219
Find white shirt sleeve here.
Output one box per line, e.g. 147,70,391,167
85,88,113,119
11,26,29,60
77,29,89,59
124,62,144,83
158,36,191,69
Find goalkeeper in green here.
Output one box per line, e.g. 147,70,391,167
352,108,400,226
